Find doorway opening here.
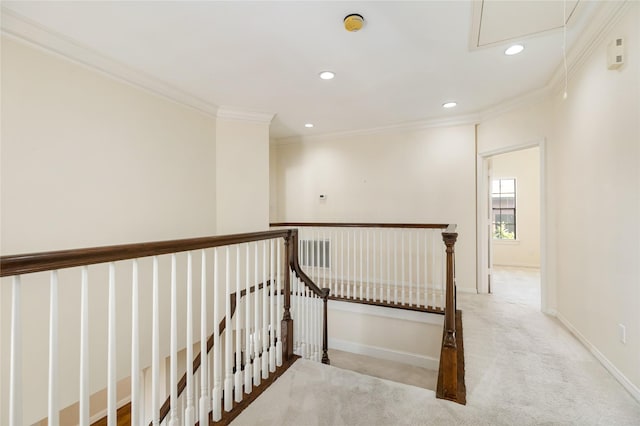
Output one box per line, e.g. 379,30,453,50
477,141,547,311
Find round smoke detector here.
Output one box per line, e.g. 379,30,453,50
344,14,364,32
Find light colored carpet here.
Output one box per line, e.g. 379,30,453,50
233,268,640,425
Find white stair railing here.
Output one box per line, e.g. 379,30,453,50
271,223,448,312
1,229,327,426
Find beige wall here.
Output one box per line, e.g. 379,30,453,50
216,117,270,234
551,5,640,393
491,147,540,267
272,125,477,293
478,4,640,396
0,37,217,424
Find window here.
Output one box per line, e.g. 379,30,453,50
492,178,516,239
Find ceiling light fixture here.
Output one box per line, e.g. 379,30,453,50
305,123,314,128
344,14,365,32
319,71,335,80
442,102,457,109
504,44,524,56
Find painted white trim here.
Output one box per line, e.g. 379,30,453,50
547,1,633,95
456,287,478,295
216,106,275,124
556,312,640,403
328,300,444,326
274,113,482,145
476,139,549,312
1,1,628,142
328,338,439,371
1,8,219,117
468,0,582,51
88,396,131,424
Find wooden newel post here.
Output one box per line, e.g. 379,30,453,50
281,232,294,361
321,287,330,365
438,225,459,401
442,229,457,350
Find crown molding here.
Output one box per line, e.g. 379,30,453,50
274,113,482,145
216,106,275,124
1,7,219,117
478,85,552,122
547,0,633,95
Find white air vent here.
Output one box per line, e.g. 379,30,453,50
300,240,330,268
607,37,624,70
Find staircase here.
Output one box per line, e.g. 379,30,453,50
1,223,464,426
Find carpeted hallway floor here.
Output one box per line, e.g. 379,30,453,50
232,268,640,425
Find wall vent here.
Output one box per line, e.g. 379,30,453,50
300,240,330,268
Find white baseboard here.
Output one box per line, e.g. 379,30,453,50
457,287,478,294
556,312,640,403
328,337,439,370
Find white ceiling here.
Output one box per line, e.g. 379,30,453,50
1,1,601,140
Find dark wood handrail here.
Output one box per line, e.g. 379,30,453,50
0,229,292,277
271,222,449,229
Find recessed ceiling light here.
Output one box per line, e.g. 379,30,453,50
504,44,524,56
442,102,457,109
319,71,335,80
305,123,314,128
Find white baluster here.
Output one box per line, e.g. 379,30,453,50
315,293,320,361
393,231,397,304
307,287,312,360
235,246,243,403
47,271,60,426
253,243,261,386
262,241,269,379
386,230,391,303
107,264,116,426
311,228,315,279
245,243,253,392
297,277,302,355
346,230,350,299
416,231,421,308
185,253,195,425
212,248,222,420
139,369,146,426
317,294,322,361
331,229,342,296
340,231,344,298
276,240,283,367
431,232,436,309
152,257,160,426
224,248,233,412
322,229,327,289
80,267,90,426
9,276,22,426
366,229,370,301
424,231,429,308
169,255,178,426
199,251,209,425
402,231,406,306
130,262,139,426
359,229,363,300
269,239,276,372
410,232,414,306
353,231,357,299
373,231,377,302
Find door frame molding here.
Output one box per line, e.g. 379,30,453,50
476,138,550,313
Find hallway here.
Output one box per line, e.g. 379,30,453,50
233,269,640,425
